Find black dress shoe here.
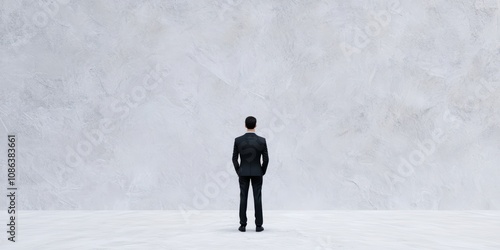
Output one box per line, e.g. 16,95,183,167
238,225,246,232
256,226,264,232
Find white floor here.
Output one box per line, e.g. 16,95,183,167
2,210,499,249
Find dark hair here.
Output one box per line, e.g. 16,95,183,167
245,116,257,129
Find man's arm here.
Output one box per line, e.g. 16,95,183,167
232,139,240,173
261,138,269,175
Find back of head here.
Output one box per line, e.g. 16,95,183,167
245,116,256,129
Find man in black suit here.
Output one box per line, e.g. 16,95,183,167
232,116,269,232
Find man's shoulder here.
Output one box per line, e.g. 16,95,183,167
256,134,266,141
234,133,266,141
235,134,266,142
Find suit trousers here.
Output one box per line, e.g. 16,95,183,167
239,175,263,227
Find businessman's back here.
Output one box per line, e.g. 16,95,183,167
233,132,269,176
232,116,268,232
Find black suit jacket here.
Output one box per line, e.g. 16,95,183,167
232,132,269,176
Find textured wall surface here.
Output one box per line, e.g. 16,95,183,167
0,0,499,210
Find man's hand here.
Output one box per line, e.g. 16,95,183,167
232,139,240,174
261,138,269,175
